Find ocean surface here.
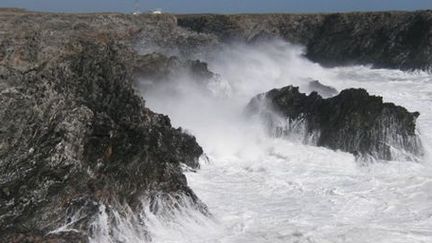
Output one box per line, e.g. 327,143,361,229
97,40,432,243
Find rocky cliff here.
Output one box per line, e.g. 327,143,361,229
3,9,429,71
0,9,209,242
177,11,432,71
0,8,430,242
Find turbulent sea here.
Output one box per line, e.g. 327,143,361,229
129,41,432,242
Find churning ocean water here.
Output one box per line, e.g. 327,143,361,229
95,40,432,243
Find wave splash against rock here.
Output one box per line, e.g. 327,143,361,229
247,85,423,161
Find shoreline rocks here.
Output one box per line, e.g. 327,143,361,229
247,85,423,161
177,11,432,71
0,8,430,241
0,36,204,241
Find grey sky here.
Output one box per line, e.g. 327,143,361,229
1,0,431,13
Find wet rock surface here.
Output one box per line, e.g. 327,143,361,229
247,86,423,161
178,11,432,71
305,11,432,70
0,7,430,242
0,11,206,242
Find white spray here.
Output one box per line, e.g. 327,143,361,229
92,40,432,242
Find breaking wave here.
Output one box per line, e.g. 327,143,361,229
92,40,432,242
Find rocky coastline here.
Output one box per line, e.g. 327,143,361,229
0,8,429,242
178,11,432,71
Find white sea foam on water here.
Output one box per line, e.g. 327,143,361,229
112,40,432,242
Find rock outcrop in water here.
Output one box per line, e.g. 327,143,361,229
0,11,207,242
307,80,338,98
247,86,423,161
0,7,430,242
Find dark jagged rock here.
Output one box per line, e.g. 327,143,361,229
133,52,214,83
0,12,215,241
177,14,324,44
307,80,338,98
305,12,432,70
247,86,423,161
0,34,204,242
177,11,432,71
3,231,89,243
2,9,431,71
1,7,430,242
188,59,214,80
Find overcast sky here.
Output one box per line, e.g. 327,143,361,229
1,0,431,13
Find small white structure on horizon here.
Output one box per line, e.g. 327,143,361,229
133,0,140,15
151,9,162,14
131,0,162,16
